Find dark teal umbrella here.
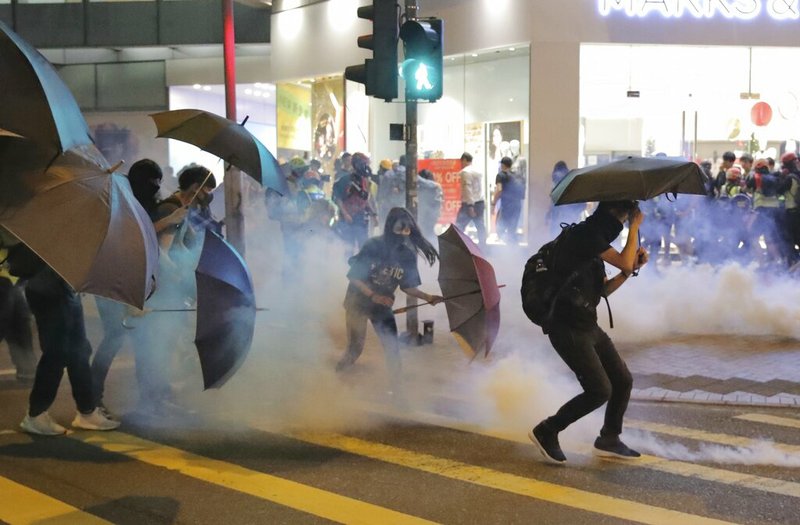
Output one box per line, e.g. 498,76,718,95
195,229,256,389
551,156,708,205
0,20,94,157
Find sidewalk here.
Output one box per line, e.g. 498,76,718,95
620,334,800,407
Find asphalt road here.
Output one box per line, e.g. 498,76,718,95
1,364,800,525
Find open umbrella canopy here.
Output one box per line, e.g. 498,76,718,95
551,156,708,205
150,109,287,195
0,142,158,309
437,225,501,359
195,229,256,389
0,20,94,157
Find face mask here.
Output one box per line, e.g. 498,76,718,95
392,218,413,235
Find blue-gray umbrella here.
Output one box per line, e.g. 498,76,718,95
551,156,708,205
0,20,94,157
195,229,256,389
0,142,159,309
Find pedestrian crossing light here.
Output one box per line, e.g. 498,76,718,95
400,18,443,102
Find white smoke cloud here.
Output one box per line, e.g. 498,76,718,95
98,194,800,467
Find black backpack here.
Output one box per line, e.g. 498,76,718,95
520,225,577,331
521,224,613,332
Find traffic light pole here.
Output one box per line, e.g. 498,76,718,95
404,0,419,342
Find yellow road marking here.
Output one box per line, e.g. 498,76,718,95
248,423,734,525
0,475,112,525
68,431,436,525
378,406,800,499
628,419,800,454
395,409,800,500
734,413,800,430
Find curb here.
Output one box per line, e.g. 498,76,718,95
632,388,800,408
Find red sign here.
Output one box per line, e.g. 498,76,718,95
418,159,462,226
751,102,773,127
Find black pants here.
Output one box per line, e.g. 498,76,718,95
455,201,486,245
340,306,401,388
543,323,633,437
25,270,94,416
0,277,36,377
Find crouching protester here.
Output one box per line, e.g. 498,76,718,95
522,200,648,464
336,208,443,396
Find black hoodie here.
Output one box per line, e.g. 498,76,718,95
550,208,623,328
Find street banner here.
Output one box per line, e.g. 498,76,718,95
418,158,462,226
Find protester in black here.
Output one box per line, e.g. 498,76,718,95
332,152,377,257
0,274,36,383
527,200,648,463
336,208,443,393
20,264,120,434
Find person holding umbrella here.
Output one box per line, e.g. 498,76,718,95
335,208,443,393
527,200,648,463
90,159,188,417
4,236,121,435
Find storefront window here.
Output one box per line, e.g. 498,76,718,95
168,83,277,185
580,44,800,167
416,45,530,243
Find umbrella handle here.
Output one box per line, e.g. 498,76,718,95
392,285,506,314
106,160,124,174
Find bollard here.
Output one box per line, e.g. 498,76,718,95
422,320,434,344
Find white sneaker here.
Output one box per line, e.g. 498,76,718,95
20,412,67,436
72,408,121,431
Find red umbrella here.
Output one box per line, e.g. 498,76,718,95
437,225,501,358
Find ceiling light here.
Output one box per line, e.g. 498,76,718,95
192,84,201,90
471,53,478,57
202,86,211,91
245,88,253,95
254,82,263,88
509,47,516,51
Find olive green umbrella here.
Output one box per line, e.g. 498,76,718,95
150,109,287,195
551,156,708,205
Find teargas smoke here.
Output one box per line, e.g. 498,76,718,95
99,189,800,466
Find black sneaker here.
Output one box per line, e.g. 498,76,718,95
528,422,567,464
593,436,641,459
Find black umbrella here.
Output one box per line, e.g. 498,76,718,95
551,156,708,205
195,229,256,389
0,20,94,158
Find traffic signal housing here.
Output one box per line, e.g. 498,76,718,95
344,0,399,102
400,18,443,102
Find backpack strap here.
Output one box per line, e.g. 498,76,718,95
601,288,614,329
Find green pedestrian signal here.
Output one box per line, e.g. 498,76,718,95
400,18,443,102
